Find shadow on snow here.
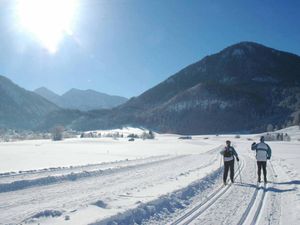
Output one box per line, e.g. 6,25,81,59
234,182,297,193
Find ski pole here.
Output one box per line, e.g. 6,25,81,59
219,154,222,168
269,160,278,178
237,160,242,183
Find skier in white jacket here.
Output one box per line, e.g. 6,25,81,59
251,136,272,183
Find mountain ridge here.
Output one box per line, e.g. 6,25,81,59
68,41,300,134
2,41,299,134
0,76,60,129
34,87,128,111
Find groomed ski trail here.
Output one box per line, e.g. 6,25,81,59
169,159,245,225
237,153,279,225
167,151,279,225
0,148,221,225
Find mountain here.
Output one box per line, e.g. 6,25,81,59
34,87,128,111
34,87,61,105
69,42,300,134
0,76,60,129
60,88,128,111
3,42,299,134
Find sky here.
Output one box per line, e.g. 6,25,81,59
0,0,300,98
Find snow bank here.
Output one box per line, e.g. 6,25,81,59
257,126,300,141
276,126,300,140
90,167,222,225
0,156,179,193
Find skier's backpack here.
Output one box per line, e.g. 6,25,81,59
223,147,233,157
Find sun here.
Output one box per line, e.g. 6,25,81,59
16,0,78,53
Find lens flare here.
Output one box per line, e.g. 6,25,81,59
16,0,78,53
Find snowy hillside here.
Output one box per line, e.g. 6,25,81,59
268,125,300,140
0,127,299,225
0,75,59,129
70,42,300,134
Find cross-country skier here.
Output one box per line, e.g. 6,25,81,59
220,140,239,185
251,136,272,183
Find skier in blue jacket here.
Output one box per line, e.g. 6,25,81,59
220,140,239,185
251,136,272,183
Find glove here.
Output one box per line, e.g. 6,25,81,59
236,157,240,162
267,157,270,160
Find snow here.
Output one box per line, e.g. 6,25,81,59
85,127,151,136
167,99,231,112
232,48,245,57
0,132,217,173
166,77,175,84
0,127,299,225
251,76,279,83
273,125,300,140
197,65,206,73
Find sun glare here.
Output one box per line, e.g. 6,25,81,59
16,0,77,53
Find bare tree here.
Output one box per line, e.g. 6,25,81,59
52,125,64,141
267,124,274,132
149,130,155,139
293,113,300,128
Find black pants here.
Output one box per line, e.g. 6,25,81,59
257,161,267,180
223,159,234,183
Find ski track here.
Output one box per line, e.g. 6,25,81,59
161,149,285,225
169,159,246,225
172,157,274,225
256,175,282,225
0,147,221,225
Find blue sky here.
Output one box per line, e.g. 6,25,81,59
0,0,300,98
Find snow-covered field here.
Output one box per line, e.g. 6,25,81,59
0,127,299,225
